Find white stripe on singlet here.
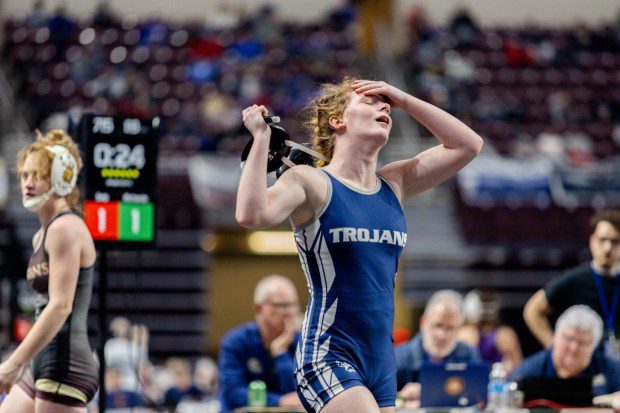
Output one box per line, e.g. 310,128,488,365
296,369,324,411
295,225,323,409
311,232,333,398
295,228,314,369
296,221,344,400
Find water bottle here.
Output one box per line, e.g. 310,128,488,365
248,380,267,407
487,362,507,410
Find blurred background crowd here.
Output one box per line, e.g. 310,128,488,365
0,0,619,411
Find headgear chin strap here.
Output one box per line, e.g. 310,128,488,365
22,145,78,212
23,190,52,212
280,140,328,168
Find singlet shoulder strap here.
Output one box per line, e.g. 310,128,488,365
41,210,81,247
376,172,404,209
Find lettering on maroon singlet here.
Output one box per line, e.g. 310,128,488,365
27,262,49,280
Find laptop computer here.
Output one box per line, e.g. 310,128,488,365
518,376,594,407
419,361,490,407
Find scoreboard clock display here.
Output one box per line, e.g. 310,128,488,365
78,114,159,246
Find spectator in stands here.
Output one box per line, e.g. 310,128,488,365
443,50,475,84
395,290,479,408
459,289,522,374
511,305,620,400
328,0,356,28
547,90,570,126
536,127,566,162
193,357,218,399
140,364,175,406
504,34,535,67
405,6,434,44
47,5,75,60
524,209,620,359
163,357,205,410
250,5,282,43
92,1,119,28
218,274,302,412
449,6,479,46
105,364,143,408
26,0,47,28
104,316,150,392
565,129,595,166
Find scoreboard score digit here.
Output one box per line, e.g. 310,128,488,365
79,114,159,247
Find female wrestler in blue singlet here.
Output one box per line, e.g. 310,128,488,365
0,130,98,413
236,79,484,412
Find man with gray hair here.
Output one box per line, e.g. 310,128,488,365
510,305,620,401
395,290,479,407
218,274,303,412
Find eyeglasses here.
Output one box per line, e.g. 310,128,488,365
559,332,593,349
265,301,300,311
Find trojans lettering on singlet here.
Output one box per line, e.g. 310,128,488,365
328,227,407,247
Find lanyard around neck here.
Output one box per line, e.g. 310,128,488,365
592,267,620,332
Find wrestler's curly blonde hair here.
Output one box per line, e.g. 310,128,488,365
16,130,84,211
302,77,359,167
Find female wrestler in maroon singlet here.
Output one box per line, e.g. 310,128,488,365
0,130,98,413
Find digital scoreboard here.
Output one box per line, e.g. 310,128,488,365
78,114,159,246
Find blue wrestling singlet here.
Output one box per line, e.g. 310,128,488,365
294,170,407,412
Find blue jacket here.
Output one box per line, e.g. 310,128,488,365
218,322,300,412
394,332,480,390
509,349,620,396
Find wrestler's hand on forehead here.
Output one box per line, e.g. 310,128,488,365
351,80,408,109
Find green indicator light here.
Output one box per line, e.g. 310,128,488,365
119,202,154,241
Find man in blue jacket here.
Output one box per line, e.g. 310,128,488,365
511,305,620,405
395,290,479,407
218,274,303,412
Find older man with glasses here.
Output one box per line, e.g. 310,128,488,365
395,290,480,408
510,305,620,404
218,274,303,412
